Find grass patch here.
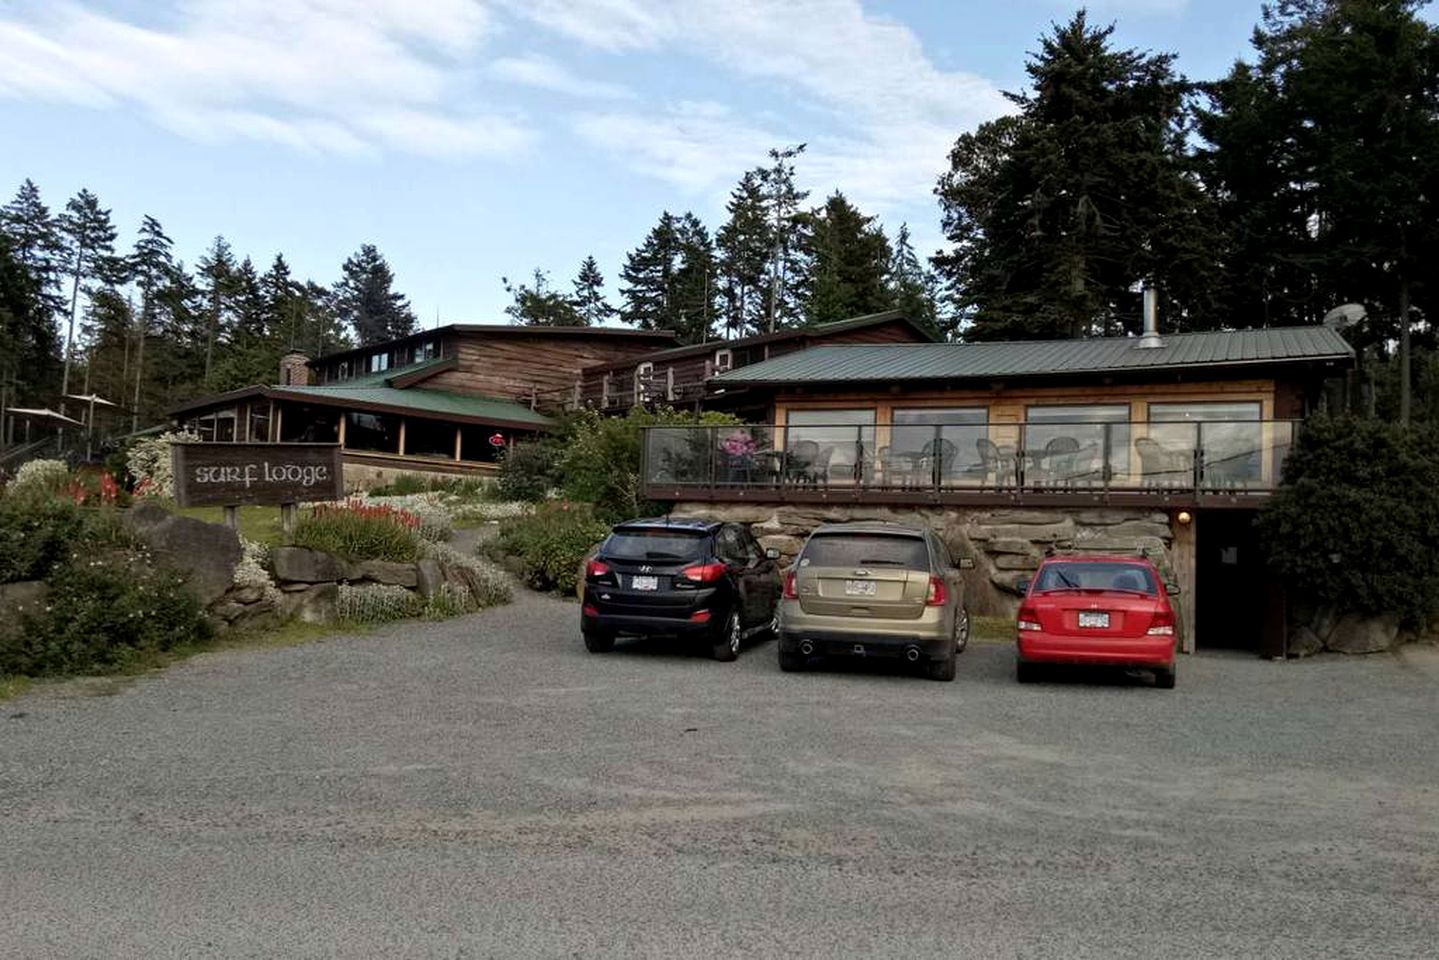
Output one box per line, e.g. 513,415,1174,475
0,675,32,703
972,615,1014,644
177,505,287,545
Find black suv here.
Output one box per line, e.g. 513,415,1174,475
581,518,782,661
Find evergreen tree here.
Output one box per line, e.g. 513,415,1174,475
571,256,616,326
502,268,582,326
672,213,718,343
1196,0,1439,423
196,236,238,386
0,179,64,315
620,212,680,331
887,223,945,338
0,233,61,426
78,285,133,410
755,145,809,331
935,12,1219,340
334,244,416,344
798,191,893,324
56,188,118,408
231,257,266,338
127,216,174,430
716,171,772,337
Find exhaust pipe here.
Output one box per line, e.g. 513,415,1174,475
799,640,815,656
905,646,922,662
1137,283,1163,349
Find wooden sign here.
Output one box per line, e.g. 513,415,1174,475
172,442,344,508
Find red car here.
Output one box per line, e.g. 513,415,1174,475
1014,554,1179,688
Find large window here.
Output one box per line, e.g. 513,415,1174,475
344,411,401,453
1149,401,1262,486
195,407,238,442
404,418,457,459
368,352,390,374
279,404,340,443
785,408,876,484
890,407,987,486
247,404,271,443
1025,404,1131,484
459,424,509,463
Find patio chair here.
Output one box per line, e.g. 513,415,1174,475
976,438,1016,489
1039,436,1081,488
1137,437,1192,488
784,439,821,485
919,438,958,487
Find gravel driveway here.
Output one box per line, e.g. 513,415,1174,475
2,588,1436,959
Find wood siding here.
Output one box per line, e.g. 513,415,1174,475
426,332,663,408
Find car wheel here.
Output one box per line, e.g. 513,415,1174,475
583,630,615,653
1154,665,1177,689
954,606,970,654
1016,659,1039,684
778,647,805,672
926,651,956,682
712,611,741,662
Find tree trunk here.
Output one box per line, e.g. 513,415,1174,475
131,298,147,434
60,246,84,416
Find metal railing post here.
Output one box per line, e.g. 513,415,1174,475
1101,423,1112,492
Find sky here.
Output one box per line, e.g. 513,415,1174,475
0,0,1281,328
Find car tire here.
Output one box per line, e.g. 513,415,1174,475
1154,665,1177,689
926,651,957,682
778,648,806,672
583,630,615,653
954,606,970,654
1016,659,1039,684
712,610,741,662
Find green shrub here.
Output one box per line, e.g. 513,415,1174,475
496,439,564,502
290,502,421,562
495,501,609,594
126,430,199,498
368,474,492,498
10,459,70,497
337,583,423,623
5,555,211,676
558,407,740,522
0,495,130,585
1259,415,1439,627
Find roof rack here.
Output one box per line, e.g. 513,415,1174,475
1045,544,1164,560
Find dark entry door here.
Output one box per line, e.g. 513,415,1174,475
1197,510,1267,650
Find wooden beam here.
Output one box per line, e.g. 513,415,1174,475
454,426,462,461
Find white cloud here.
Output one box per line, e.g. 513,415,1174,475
0,0,532,157
530,0,1010,214
490,54,634,100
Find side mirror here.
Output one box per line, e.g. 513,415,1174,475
1015,577,1032,595
765,548,780,560
1166,582,1181,596
956,557,975,570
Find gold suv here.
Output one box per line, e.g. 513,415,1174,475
777,522,971,681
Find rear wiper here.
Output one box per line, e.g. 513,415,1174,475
644,551,685,560
857,558,907,565
1054,570,1081,589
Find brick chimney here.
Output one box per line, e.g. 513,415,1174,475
280,351,312,386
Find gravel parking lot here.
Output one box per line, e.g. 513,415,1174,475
2,587,1436,959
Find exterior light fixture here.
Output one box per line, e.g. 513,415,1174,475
1175,511,1193,525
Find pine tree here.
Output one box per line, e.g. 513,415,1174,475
0,233,61,426
672,213,718,343
196,236,238,386
0,179,64,316
716,171,772,338
334,244,416,344
572,256,615,326
935,12,1219,340
798,191,893,324
756,145,809,332
887,223,945,338
128,216,174,430
78,285,132,409
56,188,118,409
502,268,582,326
620,212,680,331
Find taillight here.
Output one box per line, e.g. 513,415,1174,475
582,604,599,617
1146,608,1176,636
586,559,611,579
926,575,947,607
1017,605,1041,632
681,562,727,584
688,610,712,623
782,571,798,599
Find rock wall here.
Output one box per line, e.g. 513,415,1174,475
672,502,1176,618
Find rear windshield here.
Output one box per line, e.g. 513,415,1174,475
604,530,707,562
1034,562,1157,594
801,534,929,569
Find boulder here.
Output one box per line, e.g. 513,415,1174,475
989,570,1031,595
985,509,1066,526
1098,520,1174,542
971,521,1075,543
1287,626,1324,658
986,538,1037,556
355,560,419,588
127,511,241,605
415,558,444,598
279,582,338,624
993,553,1041,571
1073,509,1138,526
272,546,351,583
1326,613,1401,654
229,584,265,604
758,534,805,561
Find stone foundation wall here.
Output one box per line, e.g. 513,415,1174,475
672,502,1177,620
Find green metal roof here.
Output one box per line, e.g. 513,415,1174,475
713,326,1353,385
341,355,453,388
271,385,554,428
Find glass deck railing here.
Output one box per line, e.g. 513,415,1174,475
642,420,1299,496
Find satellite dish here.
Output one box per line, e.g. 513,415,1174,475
1323,303,1366,330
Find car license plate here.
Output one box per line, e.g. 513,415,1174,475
631,575,659,591
844,579,877,596
1078,611,1110,629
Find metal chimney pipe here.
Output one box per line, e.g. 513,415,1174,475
1137,284,1163,349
